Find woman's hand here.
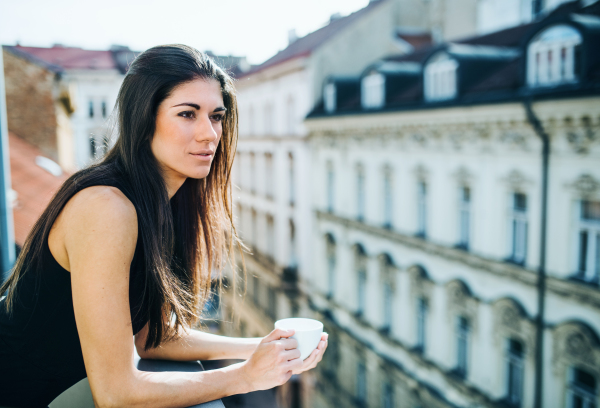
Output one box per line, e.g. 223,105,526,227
239,328,303,391
291,332,328,375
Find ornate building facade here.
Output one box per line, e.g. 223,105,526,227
301,1,600,407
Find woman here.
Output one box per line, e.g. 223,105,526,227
0,44,327,407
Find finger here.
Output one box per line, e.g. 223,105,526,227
282,348,301,361
280,338,298,350
263,328,294,343
321,332,329,341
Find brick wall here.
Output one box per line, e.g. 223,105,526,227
2,48,59,160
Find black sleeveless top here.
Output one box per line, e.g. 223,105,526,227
0,172,149,407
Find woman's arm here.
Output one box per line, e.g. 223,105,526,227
135,324,262,361
64,187,302,407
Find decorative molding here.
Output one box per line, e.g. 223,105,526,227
552,321,600,376
502,169,533,192
567,173,600,199
315,210,600,310
453,166,474,186
413,164,429,181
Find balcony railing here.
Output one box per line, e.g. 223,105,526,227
49,349,225,407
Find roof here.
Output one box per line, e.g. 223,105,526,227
308,0,600,118
9,132,70,247
240,0,387,78
4,44,140,74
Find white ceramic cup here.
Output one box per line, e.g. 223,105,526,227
274,318,324,360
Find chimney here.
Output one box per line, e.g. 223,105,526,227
288,29,298,45
330,13,342,22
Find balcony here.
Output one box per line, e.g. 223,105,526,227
48,349,225,408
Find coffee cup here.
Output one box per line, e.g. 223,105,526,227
275,318,323,360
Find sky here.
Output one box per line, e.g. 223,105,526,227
0,0,370,64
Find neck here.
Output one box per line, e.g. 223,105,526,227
164,174,187,199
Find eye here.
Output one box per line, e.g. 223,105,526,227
178,110,195,119
211,114,225,122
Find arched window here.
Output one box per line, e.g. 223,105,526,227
527,25,582,87
354,244,368,316
424,52,458,102
361,72,385,109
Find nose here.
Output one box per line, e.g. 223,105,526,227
195,115,219,143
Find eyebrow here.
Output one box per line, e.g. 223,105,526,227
172,102,227,113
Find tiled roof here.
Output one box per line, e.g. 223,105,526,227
4,44,140,74
9,132,70,247
240,0,387,77
12,45,117,70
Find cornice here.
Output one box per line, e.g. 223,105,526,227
315,210,600,310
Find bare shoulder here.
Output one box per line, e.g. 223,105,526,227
62,186,138,262
66,185,137,227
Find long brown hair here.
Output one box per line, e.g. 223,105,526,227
1,44,241,350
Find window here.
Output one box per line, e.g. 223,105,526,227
250,153,256,194
251,209,257,247
527,25,582,87
456,316,469,377
505,338,525,407
324,83,336,113
576,200,600,283
101,101,107,118
356,358,367,405
267,286,277,320
266,215,275,259
252,275,260,307
89,136,96,158
289,219,297,267
88,100,94,118
458,186,471,249
415,297,428,353
424,52,458,101
265,153,273,199
417,181,427,237
416,297,428,352
383,169,393,228
357,269,367,317
509,193,528,265
357,166,365,221
286,97,295,135
383,282,393,331
382,381,394,408
248,106,255,136
567,367,597,408
264,103,273,135
102,135,110,156
361,72,385,109
326,234,336,298
327,161,335,212
289,153,295,206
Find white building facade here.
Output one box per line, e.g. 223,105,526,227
304,2,600,407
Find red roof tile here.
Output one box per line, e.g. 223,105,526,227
9,132,70,246
13,45,117,70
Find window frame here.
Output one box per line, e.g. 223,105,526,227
424,52,459,102
361,72,385,109
527,24,582,88
575,200,600,283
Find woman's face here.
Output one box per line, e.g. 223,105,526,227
151,78,225,190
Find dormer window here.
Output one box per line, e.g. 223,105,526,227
424,52,458,102
324,83,337,113
527,25,582,87
361,72,385,109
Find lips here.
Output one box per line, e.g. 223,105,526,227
190,150,214,156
